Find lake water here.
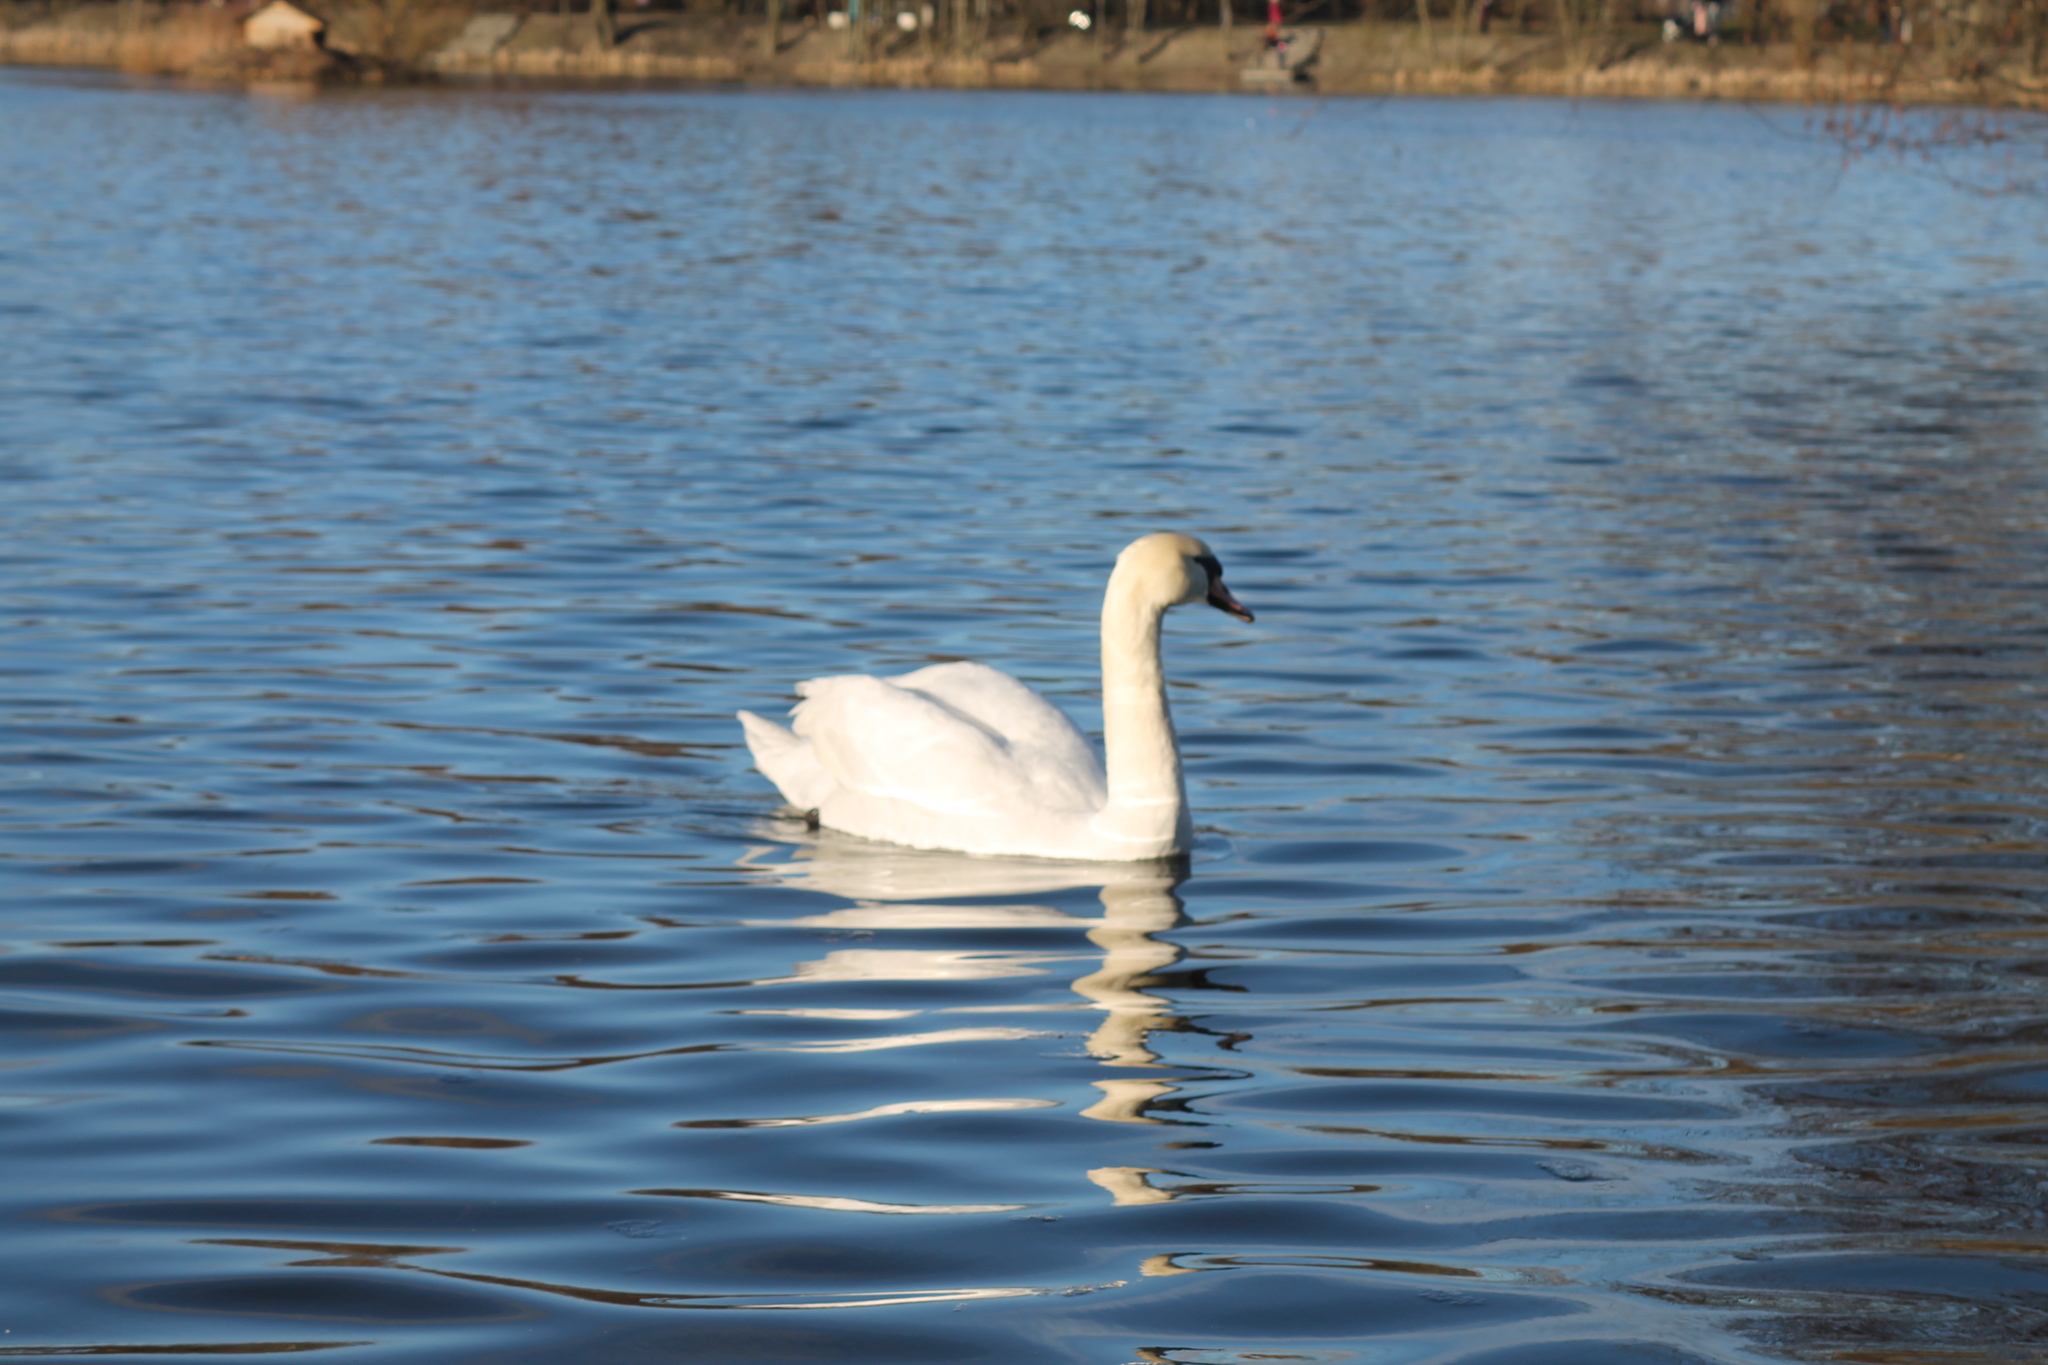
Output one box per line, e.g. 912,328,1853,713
5,68,2048,1363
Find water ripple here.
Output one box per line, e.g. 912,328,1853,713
3,71,2047,1364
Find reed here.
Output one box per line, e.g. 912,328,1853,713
0,2,241,73
121,5,241,72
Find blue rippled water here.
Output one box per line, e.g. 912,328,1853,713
4,68,2048,1363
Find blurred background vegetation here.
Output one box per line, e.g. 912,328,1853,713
0,0,2039,116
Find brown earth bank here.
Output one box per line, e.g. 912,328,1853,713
1,0,2044,105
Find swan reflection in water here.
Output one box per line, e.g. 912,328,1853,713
735,825,1191,1144
180,832,1203,1312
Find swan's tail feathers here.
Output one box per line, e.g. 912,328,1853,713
737,710,838,812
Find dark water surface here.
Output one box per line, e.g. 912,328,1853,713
4,69,2048,1363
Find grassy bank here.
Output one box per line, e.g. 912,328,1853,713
2,0,2043,106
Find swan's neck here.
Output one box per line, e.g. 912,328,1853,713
1096,582,1190,851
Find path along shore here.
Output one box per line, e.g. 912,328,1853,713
2,3,2043,106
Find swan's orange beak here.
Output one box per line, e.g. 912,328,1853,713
1207,579,1254,623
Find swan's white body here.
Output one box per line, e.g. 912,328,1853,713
737,533,1252,861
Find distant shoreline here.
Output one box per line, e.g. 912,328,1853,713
3,4,2042,108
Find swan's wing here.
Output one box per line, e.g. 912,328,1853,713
888,662,1088,754
791,674,1024,817
738,710,839,811
888,661,1105,808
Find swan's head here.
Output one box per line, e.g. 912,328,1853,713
1116,532,1254,623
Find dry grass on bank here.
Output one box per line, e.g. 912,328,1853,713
0,2,239,73
0,0,475,75
0,0,2043,108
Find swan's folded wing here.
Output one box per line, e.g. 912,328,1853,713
792,674,1022,816
737,709,838,811
890,661,1105,808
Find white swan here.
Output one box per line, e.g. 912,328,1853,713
736,532,1254,861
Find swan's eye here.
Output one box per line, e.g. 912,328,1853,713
1192,553,1223,585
